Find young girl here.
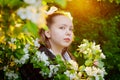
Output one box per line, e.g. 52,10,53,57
39,11,75,61
20,11,75,80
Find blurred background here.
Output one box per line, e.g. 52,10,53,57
65,0,120,79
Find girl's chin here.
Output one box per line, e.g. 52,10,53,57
62,44,71,47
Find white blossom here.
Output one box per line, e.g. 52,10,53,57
23,44,30,54
77,43,88,53
24,0,37,4
93,60,99,66
64,70,77,80
64,70,71,79
78,72,82,78
5,71,18,80
33,38,40,47
85,66,106,80
91,42,102,53
17,0,47,29
36,51,50,66
30,13,40,23
95,45,102,52
68,60,78,71
82,50,88,54
17,6,36,20
100,53,106,59
84,67,93,76
40,71,47,76
23,48,28,54
48,64,59,78
36,51,48,61
11,38,16,43
24,0,41,6
17,5,46,26
14,53,29,64
86,48,92,54
17,8,28,19
3,66,8,71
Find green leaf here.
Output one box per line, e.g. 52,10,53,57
115,0,120,4
55,55,63,63
25,36,34,45
43,25,49,31
41,66,50,75
54,74,69,80
109,0,114,3
97,60,104,68
0,0,4,6
13,26,23,36
22,21,39,38
79,65,85,72
54,0,67,8
2,0,9,6
8,0,22,8
43,0,54,3
14,49,25,59
85,59,93,66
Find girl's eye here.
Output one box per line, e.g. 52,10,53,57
69,28,74,31
59,26,65,29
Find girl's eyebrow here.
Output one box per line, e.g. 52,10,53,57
61,24,74,28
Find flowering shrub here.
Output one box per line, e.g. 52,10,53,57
0,0,106,80
1,36,40,79
76,39,107,80
29,39,107,80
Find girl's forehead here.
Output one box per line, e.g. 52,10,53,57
52,15,73,24
53,15,71,20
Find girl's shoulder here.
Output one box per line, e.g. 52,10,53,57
39,44,55,60
19,44,54,80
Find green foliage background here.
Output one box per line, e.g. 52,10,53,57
65,0,120,80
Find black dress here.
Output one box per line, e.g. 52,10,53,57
19,45,56,80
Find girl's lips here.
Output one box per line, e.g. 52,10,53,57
64,38,70,42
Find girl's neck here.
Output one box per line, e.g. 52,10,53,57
50,44,63,56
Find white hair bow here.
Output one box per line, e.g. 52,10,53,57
46,6,58,15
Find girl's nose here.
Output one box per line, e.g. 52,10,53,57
66,29,72,36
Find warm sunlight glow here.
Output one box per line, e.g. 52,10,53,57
66,0,100,19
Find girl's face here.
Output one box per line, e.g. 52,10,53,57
45,15,74,49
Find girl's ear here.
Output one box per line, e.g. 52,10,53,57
45,30,51,38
